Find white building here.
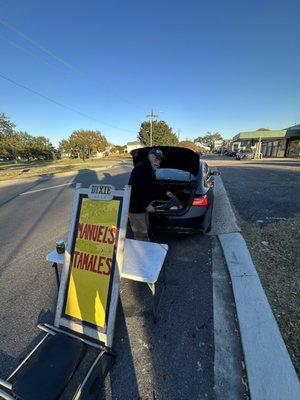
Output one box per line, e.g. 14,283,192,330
194,142,210,152
126,141,144,153
213,139,223,150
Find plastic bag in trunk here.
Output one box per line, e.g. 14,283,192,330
152,196,184,212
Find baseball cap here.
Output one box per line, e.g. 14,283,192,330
148,148,165,160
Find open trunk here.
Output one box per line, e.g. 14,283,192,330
152,179,197,215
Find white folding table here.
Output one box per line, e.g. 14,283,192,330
46,238,168,320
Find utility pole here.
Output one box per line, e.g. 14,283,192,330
177,129,181,142
147,109,158,146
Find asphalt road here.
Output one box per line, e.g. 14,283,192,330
0,162,215,399
206,156,300,224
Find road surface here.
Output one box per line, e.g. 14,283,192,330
0,162,232,399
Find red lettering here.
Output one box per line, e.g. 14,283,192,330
97,256,106,274
82,252,89,270
102,226,108,244
86,254,96,272
77,223,83,238
104,257,112,276
88,225,94,241
96,225,104,242
92,225,98,241
77,252,83,269
71,251,113,276
82,224,88,239
91,255,98,273
107,227,116,244
72,251,80,268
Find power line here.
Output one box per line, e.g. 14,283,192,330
0,17,144,111
0,34,61,71
0,17,81,74
0,72,135,133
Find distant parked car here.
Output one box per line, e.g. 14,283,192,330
224,150,236,157
236,149,253,160
131,146,219,234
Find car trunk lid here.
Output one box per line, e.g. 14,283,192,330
131,146,200,177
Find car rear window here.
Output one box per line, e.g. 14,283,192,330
156,168,196,181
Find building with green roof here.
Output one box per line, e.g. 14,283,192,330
285,125,300,157
232,130,287,141
231,127,299,157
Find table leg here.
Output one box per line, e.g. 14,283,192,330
52,262,60,289
148,279,166,322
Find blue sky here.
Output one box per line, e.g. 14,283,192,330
0,0,299,147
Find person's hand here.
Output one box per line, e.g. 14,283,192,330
166,191,174,198
146,204,156,213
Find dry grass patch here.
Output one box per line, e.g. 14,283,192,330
240,216,300,375
0,156,130,181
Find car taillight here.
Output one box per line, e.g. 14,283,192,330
192,195,208,207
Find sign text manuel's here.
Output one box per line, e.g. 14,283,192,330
64,192,121,331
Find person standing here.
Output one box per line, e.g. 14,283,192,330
128,148,173,241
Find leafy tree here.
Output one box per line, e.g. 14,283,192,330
194,132,223,151
137,120,179,146
60,130,108,160
1,132,19,160
58,139,72,154
14,133,54,161
0,113,55,161
179,140,201,152
17,131,34,161
0,112,15,136
114,145,126,153
31,136,54,160
0,113,17,159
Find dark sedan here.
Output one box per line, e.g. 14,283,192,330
131,146,219,234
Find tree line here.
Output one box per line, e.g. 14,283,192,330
137,120,225,152
1,111,226,162
58,130,108,161
0,112,56,161
0,112,109,162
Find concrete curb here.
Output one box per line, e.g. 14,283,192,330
213,173,300,399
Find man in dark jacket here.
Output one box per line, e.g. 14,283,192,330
128,148,173,241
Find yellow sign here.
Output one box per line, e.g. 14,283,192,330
64,197,120,329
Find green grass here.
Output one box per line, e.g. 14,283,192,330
0,155,131,181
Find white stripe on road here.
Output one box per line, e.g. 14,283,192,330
19,182,74,196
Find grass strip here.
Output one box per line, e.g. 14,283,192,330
0,156,130,181
240,216,300,376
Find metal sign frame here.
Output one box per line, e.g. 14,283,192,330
54,184,130,347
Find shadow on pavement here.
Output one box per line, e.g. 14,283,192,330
111,230,215,399
0,174,55,208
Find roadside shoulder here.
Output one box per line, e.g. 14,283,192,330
213,172,300,399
